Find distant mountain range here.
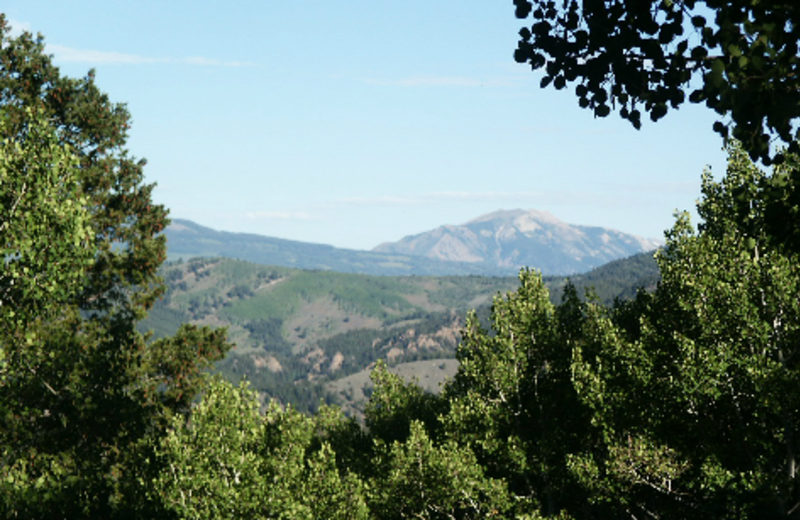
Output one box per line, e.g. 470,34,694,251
164,220,493,277
373,209,662,275
164,209,661,276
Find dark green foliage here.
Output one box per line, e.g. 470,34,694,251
0,18,232,517
365,361,448,445
227,283,254,299
514,0,800,164
244,317,291,354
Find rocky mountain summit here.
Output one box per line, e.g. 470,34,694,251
373,209,662,274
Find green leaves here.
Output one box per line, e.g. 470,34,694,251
371,421,510,518
153,378,370,519
0,18,231,517
0,106,93,335
514,0,800,164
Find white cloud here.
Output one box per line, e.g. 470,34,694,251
364,76,511,87
6,18,31,38
331,191,544,208
46,43,257,67
246,210,316,221
47,44,159,64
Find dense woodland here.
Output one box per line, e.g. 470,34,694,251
3,3,800,518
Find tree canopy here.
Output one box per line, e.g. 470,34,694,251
0,106,93,336
513,0,800,165
5,8,800,519
0,16,232,517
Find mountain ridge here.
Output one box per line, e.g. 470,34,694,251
164,218,502,276
373,208,661,274
165,209,661,276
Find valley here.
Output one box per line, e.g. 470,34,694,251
140,249,660,415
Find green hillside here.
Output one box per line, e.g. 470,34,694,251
138,257,519,411
139,252,659,414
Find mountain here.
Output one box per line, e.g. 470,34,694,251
140,252,660,415
164,219,509,276
139,257,521,414
373,209,662,275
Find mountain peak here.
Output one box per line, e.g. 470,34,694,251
373,209,661,275
466,208,559,226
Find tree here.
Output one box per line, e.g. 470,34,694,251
153,377,370,519
0,17,232,517
441,275,604,517
0,105,93,336
512,0,800,165
421,145,800,517
568,144,800,518
369,420,511,519
0,15,166,318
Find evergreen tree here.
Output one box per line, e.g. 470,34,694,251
0,17,231,517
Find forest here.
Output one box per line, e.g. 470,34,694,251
133,252,657,415
3,2,800,518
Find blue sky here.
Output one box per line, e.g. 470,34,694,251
5,2,729,250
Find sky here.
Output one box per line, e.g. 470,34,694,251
4,2,731,250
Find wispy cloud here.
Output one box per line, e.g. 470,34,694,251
363,76,511,88
518,125,620,136
331,191,545,207
603,181,699,195
427,190,543,202
46,43,258,67
6,18,31,38
332,195,428,207
246,210,317,221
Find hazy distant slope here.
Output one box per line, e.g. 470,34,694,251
374,209,662,274
164,219,509,276
547,250,660,303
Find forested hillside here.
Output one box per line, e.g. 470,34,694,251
138,252,659,413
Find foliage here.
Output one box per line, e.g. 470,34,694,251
0,106,93,335
573,144,800,517
442,273,596,517
365,361,447,445
370,421,512,519
513,0,800,164
153,377,370,519
0,18,232,517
